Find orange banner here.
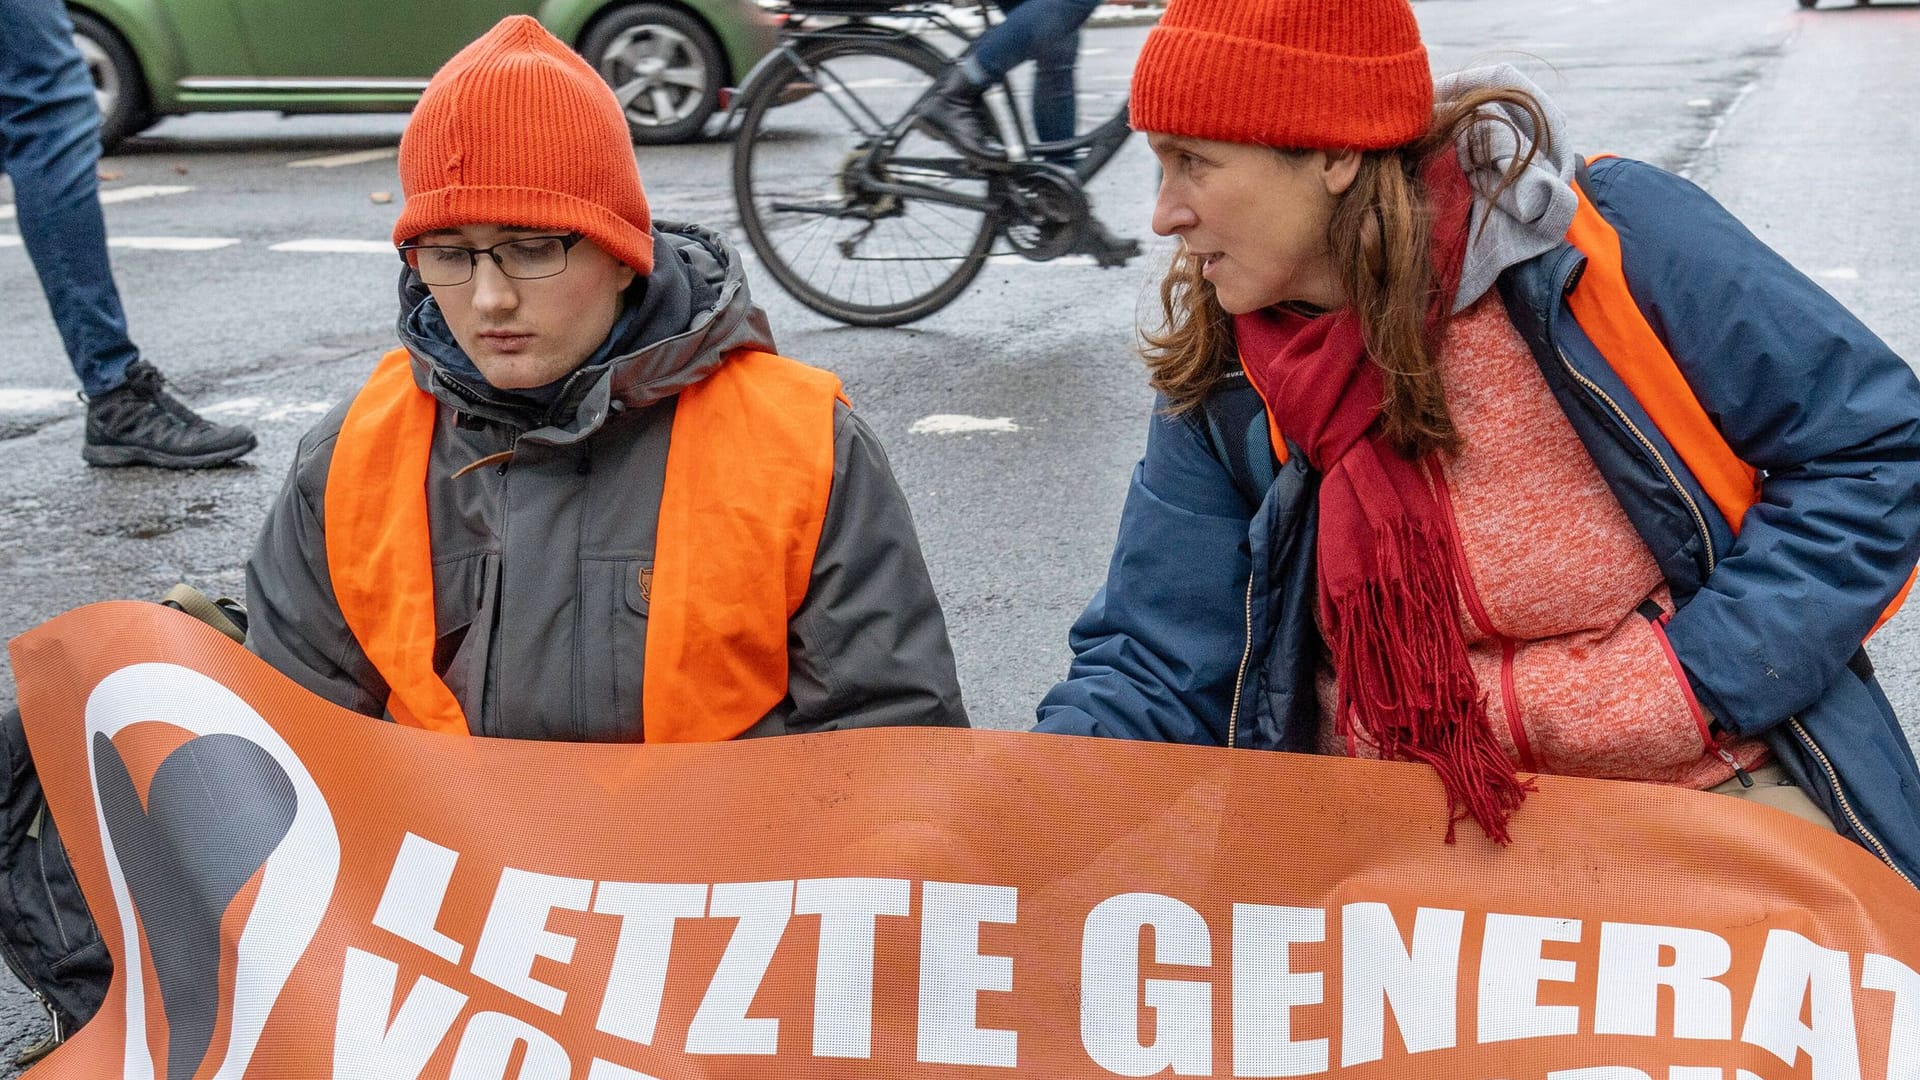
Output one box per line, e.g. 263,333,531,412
10,601,1920,1080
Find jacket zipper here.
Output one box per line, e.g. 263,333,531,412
1554,344,1717,576
1789,716,1913,887
1228,573,1254,749
1425,460,1536,772
1551,286,1906,883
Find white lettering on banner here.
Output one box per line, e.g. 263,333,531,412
1080,893,1212,1077
1536,1060,1758,1068
1480,914,1583,1043
371,833,467,964
1740,929,1861,1080
592,883,710,1046
687,881,795,1054
447,1011,571,1080
470,868,595,1014
794,877,914,1059
918,881,1019,1067
1340,904,1463,1065
1594,923,1732,1039
1233,904,1327,1077
1861,953,1920,1075
585,1059,667,1080
333,948,469,1079
345,839,1920,1072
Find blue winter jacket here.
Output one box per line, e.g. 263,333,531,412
1036,157,1920,887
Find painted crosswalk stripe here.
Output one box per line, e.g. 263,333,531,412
910,414,1020,435
269,239,395,254
203,397,336,422
0,389,78,412
0,184,193,220
109,236,239,251
986,253,1104,269
0,235,235,250
288,148,398,169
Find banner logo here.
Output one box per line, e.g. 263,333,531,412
84,663,341,1080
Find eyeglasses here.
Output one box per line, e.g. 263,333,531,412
397,232,586,287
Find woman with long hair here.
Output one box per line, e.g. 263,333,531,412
1035,0,1920,883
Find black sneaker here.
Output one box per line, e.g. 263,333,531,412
83,362,256,468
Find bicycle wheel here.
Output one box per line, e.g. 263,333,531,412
732,34,998,327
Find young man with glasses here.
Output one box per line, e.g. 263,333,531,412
245,15,969,743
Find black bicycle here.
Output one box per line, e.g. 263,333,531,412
727,0,1139,326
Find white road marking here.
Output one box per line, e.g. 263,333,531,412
288,147,398,168
202,397,336,422
270,239,394,254
100,184,195,205
0,389,78,412
1682,78,1759,176
259,401,336,422
910,414,1020,435
0,234,236,250
1817,267,1861,280
109,236,239,251
1687,97,1714,108
0,184,193,220
987,253,1105,269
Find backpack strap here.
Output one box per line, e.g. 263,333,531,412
1195,366,1279,512
1571,154,1913,635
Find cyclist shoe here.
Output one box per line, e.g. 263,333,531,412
916,68,1002,157
1075,218,1143,268
83,361,257,469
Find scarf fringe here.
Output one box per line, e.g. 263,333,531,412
1329,517,1534,845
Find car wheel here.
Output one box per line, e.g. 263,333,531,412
69,9,153,153
580,4,727,145
1797,0,1818,6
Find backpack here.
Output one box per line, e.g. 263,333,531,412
0,701,108,1063
0,587,246,1064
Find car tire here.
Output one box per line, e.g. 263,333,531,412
579,4,727,145
69,9,153,153
1797,0,1818,6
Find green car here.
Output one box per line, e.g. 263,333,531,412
68,0,779,150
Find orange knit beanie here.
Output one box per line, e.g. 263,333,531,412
393,16,654,275
1130,0,1432,151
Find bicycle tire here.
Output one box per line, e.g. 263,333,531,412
732,34,998,327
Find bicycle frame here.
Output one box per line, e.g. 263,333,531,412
729,1,1133,215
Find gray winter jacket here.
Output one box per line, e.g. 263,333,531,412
245,222,967,740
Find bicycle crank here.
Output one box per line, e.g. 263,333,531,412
997,162,1089,262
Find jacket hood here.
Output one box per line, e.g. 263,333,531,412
1437,64,1580,313
395,220,776,445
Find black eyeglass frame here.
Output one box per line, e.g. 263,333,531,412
396,232,587,285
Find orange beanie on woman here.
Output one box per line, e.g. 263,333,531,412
1129,0,1433,150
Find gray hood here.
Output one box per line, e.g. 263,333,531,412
1438,64,1580,312
396,220,777,446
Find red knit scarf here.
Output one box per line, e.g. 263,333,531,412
1234,149,1532,844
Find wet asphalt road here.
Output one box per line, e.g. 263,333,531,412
2,0,1919,1063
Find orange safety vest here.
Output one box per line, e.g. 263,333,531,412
1253,162,1914,634
324,347,846,739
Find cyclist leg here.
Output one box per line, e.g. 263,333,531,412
970,0,1099,91
1029,27,1080,145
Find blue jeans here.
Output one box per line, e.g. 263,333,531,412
0,0,140,397
968,0,1100,145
